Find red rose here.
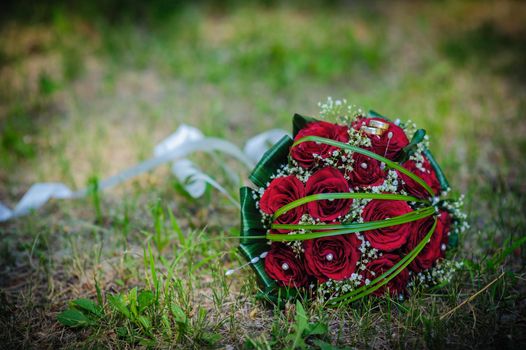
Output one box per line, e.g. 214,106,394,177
399,158,441,199
290,121,349,169
260,175,305,233
306,167,352,222
362,253,409,296
348,151,386,189
361,200,414,251
406,211,451,272
353,117,409,161
264,243,309,287
304,233,360,282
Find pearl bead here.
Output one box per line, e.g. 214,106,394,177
441,243,447,251
281,263,289,270
326,253,334,261
360,162,368,169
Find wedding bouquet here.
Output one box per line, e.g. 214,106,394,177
239,100,467,305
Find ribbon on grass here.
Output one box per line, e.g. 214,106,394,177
0,125,289,222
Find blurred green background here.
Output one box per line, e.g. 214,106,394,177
1,0,525,348
1,0,524,191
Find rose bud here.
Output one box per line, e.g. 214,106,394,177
406,211,451,272
260,175,306,233
348,151,386,189
264,243,309,287
290,121,349,169
306,167,352,222
352,117,409,161
361,199,414,251
399,157,441,199
362,253,410,296
304,233,361,283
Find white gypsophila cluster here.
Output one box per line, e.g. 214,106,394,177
409,145,427,172
365,169,400,194
348,127,372,148
287,213,318,256
268,163,290,181
407,259,464,289
286,161,312,183
318,97,364,123
402,120,430,171
402,119,418,140
442,195,470,235
316,272,363,302
342,198,371,223
356,233,382,273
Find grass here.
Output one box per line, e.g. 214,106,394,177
1,0,526,348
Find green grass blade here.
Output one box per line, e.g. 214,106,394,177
268,206,435,241
147,242,158,293
272,192,427,221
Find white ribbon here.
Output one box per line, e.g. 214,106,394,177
0,125,289,222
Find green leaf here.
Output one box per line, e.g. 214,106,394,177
249,135,292,188
130,287,139,317
397,129,426,163
238,243,277,291
108,294,131,319
293,113,319,137
313,339,352,350
71,298,102,317
170,304,187,324
239,187,266,245
137,315,152,331
290,301,309,349
116,326,128,337
255,286,301,308
424,148,450,192
305,321,328,336
448,230,459,249
95,279,103,306
138,290,155,313
168,209,185,246
367,110,389,120
201,332,221,345
57,309,92,328
295,300,308,334
147,242,158,292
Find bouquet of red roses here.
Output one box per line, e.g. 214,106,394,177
239,100,467,305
